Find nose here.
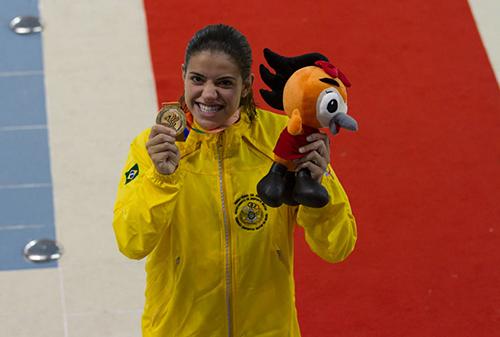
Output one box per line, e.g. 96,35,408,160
201,82,218,101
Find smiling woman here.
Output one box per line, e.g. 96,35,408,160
112,23,357,337
183,24,256,118
182,50,251,131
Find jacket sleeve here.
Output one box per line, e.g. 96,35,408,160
112,129,183,260
295,165,357,263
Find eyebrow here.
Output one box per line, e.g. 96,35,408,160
216,76,237,82
188,71,206,78
320,78,340,86
188,72,237,81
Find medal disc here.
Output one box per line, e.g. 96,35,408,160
156,103,187,137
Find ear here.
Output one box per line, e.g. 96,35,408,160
287,109,303,135
181,64,186,79
242,73,254,98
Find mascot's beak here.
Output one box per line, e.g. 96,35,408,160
329,113,359,135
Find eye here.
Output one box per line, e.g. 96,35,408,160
316,87,348,128
318,90,341,115
190,75,204,84
217,79,235,88
327,99,338,113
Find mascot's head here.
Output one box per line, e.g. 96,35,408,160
260,48,357,134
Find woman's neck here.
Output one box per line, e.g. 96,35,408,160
190,108,241,134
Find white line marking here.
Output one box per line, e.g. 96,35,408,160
0,224,45,231
0,183,52,190
0,125,47,132
0,70,44,78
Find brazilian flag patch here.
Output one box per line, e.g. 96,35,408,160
125,163,139,184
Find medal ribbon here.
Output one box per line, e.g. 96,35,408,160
182,104,241,134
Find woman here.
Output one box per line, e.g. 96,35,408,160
113,24,357,337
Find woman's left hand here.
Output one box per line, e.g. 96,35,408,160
294,132,331,182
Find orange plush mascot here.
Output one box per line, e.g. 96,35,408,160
257,48,358,208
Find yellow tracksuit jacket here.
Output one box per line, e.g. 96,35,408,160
113,109,357,337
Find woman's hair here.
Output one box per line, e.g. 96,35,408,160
184,24,257,121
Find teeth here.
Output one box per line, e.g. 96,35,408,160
198,103,221,113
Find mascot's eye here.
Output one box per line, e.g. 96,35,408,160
317,88,347,128
327,99,338,113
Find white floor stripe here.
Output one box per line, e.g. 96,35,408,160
0,224,45,231
0,124,47,132
0,183,52,189
0,70,44,78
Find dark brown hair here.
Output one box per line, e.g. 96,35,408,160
184,24,257,121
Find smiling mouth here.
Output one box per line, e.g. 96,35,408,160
197,103,223,114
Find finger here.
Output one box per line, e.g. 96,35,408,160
306,132,329,143
295,162,324,182
161,163,177,175
295,150,327,170
299,139,327,157
147,142,179,156
148,125,176,147
147,132,177,147
149,124,176,139
150,150,179,167
161,150,180,164
155,159,178,175
308,133,330,155
321,133,331,155
153,123,177,136
307,131,330,144
317,139,328,158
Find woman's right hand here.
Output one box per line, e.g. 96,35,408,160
146,125,180,175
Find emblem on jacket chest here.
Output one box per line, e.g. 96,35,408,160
234,194,268,231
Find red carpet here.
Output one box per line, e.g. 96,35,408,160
143,0,500,335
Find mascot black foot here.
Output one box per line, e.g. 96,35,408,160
257,164,328,208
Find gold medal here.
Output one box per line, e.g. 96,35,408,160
156,102,187,141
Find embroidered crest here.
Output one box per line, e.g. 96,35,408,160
234,194,268,231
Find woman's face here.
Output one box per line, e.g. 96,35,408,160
183,51,252,130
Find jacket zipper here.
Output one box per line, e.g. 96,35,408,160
217,133,233,337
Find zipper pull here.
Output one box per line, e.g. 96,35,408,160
217,133,224,147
